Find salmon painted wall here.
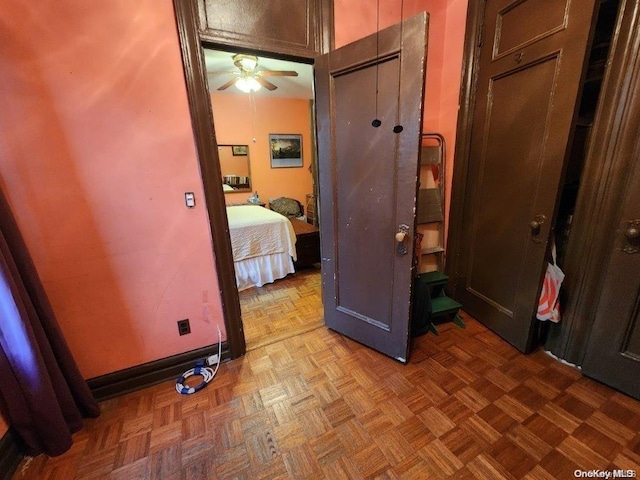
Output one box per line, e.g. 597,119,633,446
211,94,314,208
334,0,468,244
334,0,446,132
0,0,225,380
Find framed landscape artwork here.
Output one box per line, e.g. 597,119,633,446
269,134,303,168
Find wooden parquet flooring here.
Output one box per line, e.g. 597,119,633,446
240,268,323,351
14,314,640,479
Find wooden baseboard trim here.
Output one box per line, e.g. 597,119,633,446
0,428,24,480
87,342,230,401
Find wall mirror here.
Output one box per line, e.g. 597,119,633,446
218,145,251,192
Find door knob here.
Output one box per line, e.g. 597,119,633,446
529,214,546,242
396,224,409,255
623,219,640,254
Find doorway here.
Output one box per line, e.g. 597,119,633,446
202,47,323,351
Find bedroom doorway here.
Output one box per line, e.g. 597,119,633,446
203,46,324,351
239,269,323,350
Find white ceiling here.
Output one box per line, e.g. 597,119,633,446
203,48,314,99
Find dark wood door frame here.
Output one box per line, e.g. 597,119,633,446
445,0,485,300
173,0,332,359
174,0,245,358
448,0,640,363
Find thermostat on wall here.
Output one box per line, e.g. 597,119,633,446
185,192,195,208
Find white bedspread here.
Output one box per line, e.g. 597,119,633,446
226,206,297,262
226,206,297,290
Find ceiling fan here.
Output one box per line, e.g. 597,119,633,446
209,54,298,93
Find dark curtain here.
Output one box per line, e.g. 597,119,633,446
0,189,99,457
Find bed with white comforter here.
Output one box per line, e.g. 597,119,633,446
226,205,297,291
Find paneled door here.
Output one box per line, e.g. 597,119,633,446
580,24,640,398
314,13,428,362
452,0,598,352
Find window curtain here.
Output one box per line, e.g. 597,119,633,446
0,189,100,457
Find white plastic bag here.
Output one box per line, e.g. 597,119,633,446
537,242,565,323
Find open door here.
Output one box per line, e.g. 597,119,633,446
314,13,428,362
582,151,640,399
579,27,640,398
451,0,598,352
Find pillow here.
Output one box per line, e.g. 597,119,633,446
222,184,235,192
269,197,303,217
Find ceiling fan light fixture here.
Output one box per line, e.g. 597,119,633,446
236,77,261,93
233,54,258,72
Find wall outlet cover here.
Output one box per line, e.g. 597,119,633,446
177,319,191,335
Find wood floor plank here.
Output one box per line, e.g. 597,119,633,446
13,269,640,480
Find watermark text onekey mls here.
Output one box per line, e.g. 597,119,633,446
574,470,637,479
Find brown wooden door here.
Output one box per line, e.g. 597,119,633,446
580,104,640,400
453,0,598,352
582,183,640,399
314,13,428,362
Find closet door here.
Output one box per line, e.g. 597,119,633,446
451,0,597,352
580,16,640,398
582,158,640,399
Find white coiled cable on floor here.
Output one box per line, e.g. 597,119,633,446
175,325,222,395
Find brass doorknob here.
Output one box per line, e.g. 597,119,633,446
395,232,407,242
529,220,541,231
626,226,640,240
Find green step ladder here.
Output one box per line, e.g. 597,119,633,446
417,271,465,335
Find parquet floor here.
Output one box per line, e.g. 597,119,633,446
240,268,323,351
14,316,640,479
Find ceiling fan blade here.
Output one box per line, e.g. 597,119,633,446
217,77,239,91
258,70,298,77
255,77,278,91
207,71,236,76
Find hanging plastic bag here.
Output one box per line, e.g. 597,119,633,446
537,242,565,323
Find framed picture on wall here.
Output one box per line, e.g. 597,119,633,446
269,134,303,168
232,145,248,156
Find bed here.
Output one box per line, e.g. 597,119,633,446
226,205,297,291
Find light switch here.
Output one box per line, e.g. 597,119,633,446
185,192,195,208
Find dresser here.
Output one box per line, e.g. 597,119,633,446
290,218,320,269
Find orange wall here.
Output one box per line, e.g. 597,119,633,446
211,94,314,208
0,0,467,401
334,0,469,243
0,415,7,438
0,0,225,379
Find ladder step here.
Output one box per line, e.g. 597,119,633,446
418,271,449,287
431,296,462,316
417,188,443,224
420,145,442,165
421,246,445,255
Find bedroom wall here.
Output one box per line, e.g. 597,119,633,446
334,0,468,242
0,0,225,380
211,94,314,208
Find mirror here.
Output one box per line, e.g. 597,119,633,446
219,144,251,192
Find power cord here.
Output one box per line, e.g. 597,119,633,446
175,325,222,395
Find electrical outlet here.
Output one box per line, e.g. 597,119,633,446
177,319,190,336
